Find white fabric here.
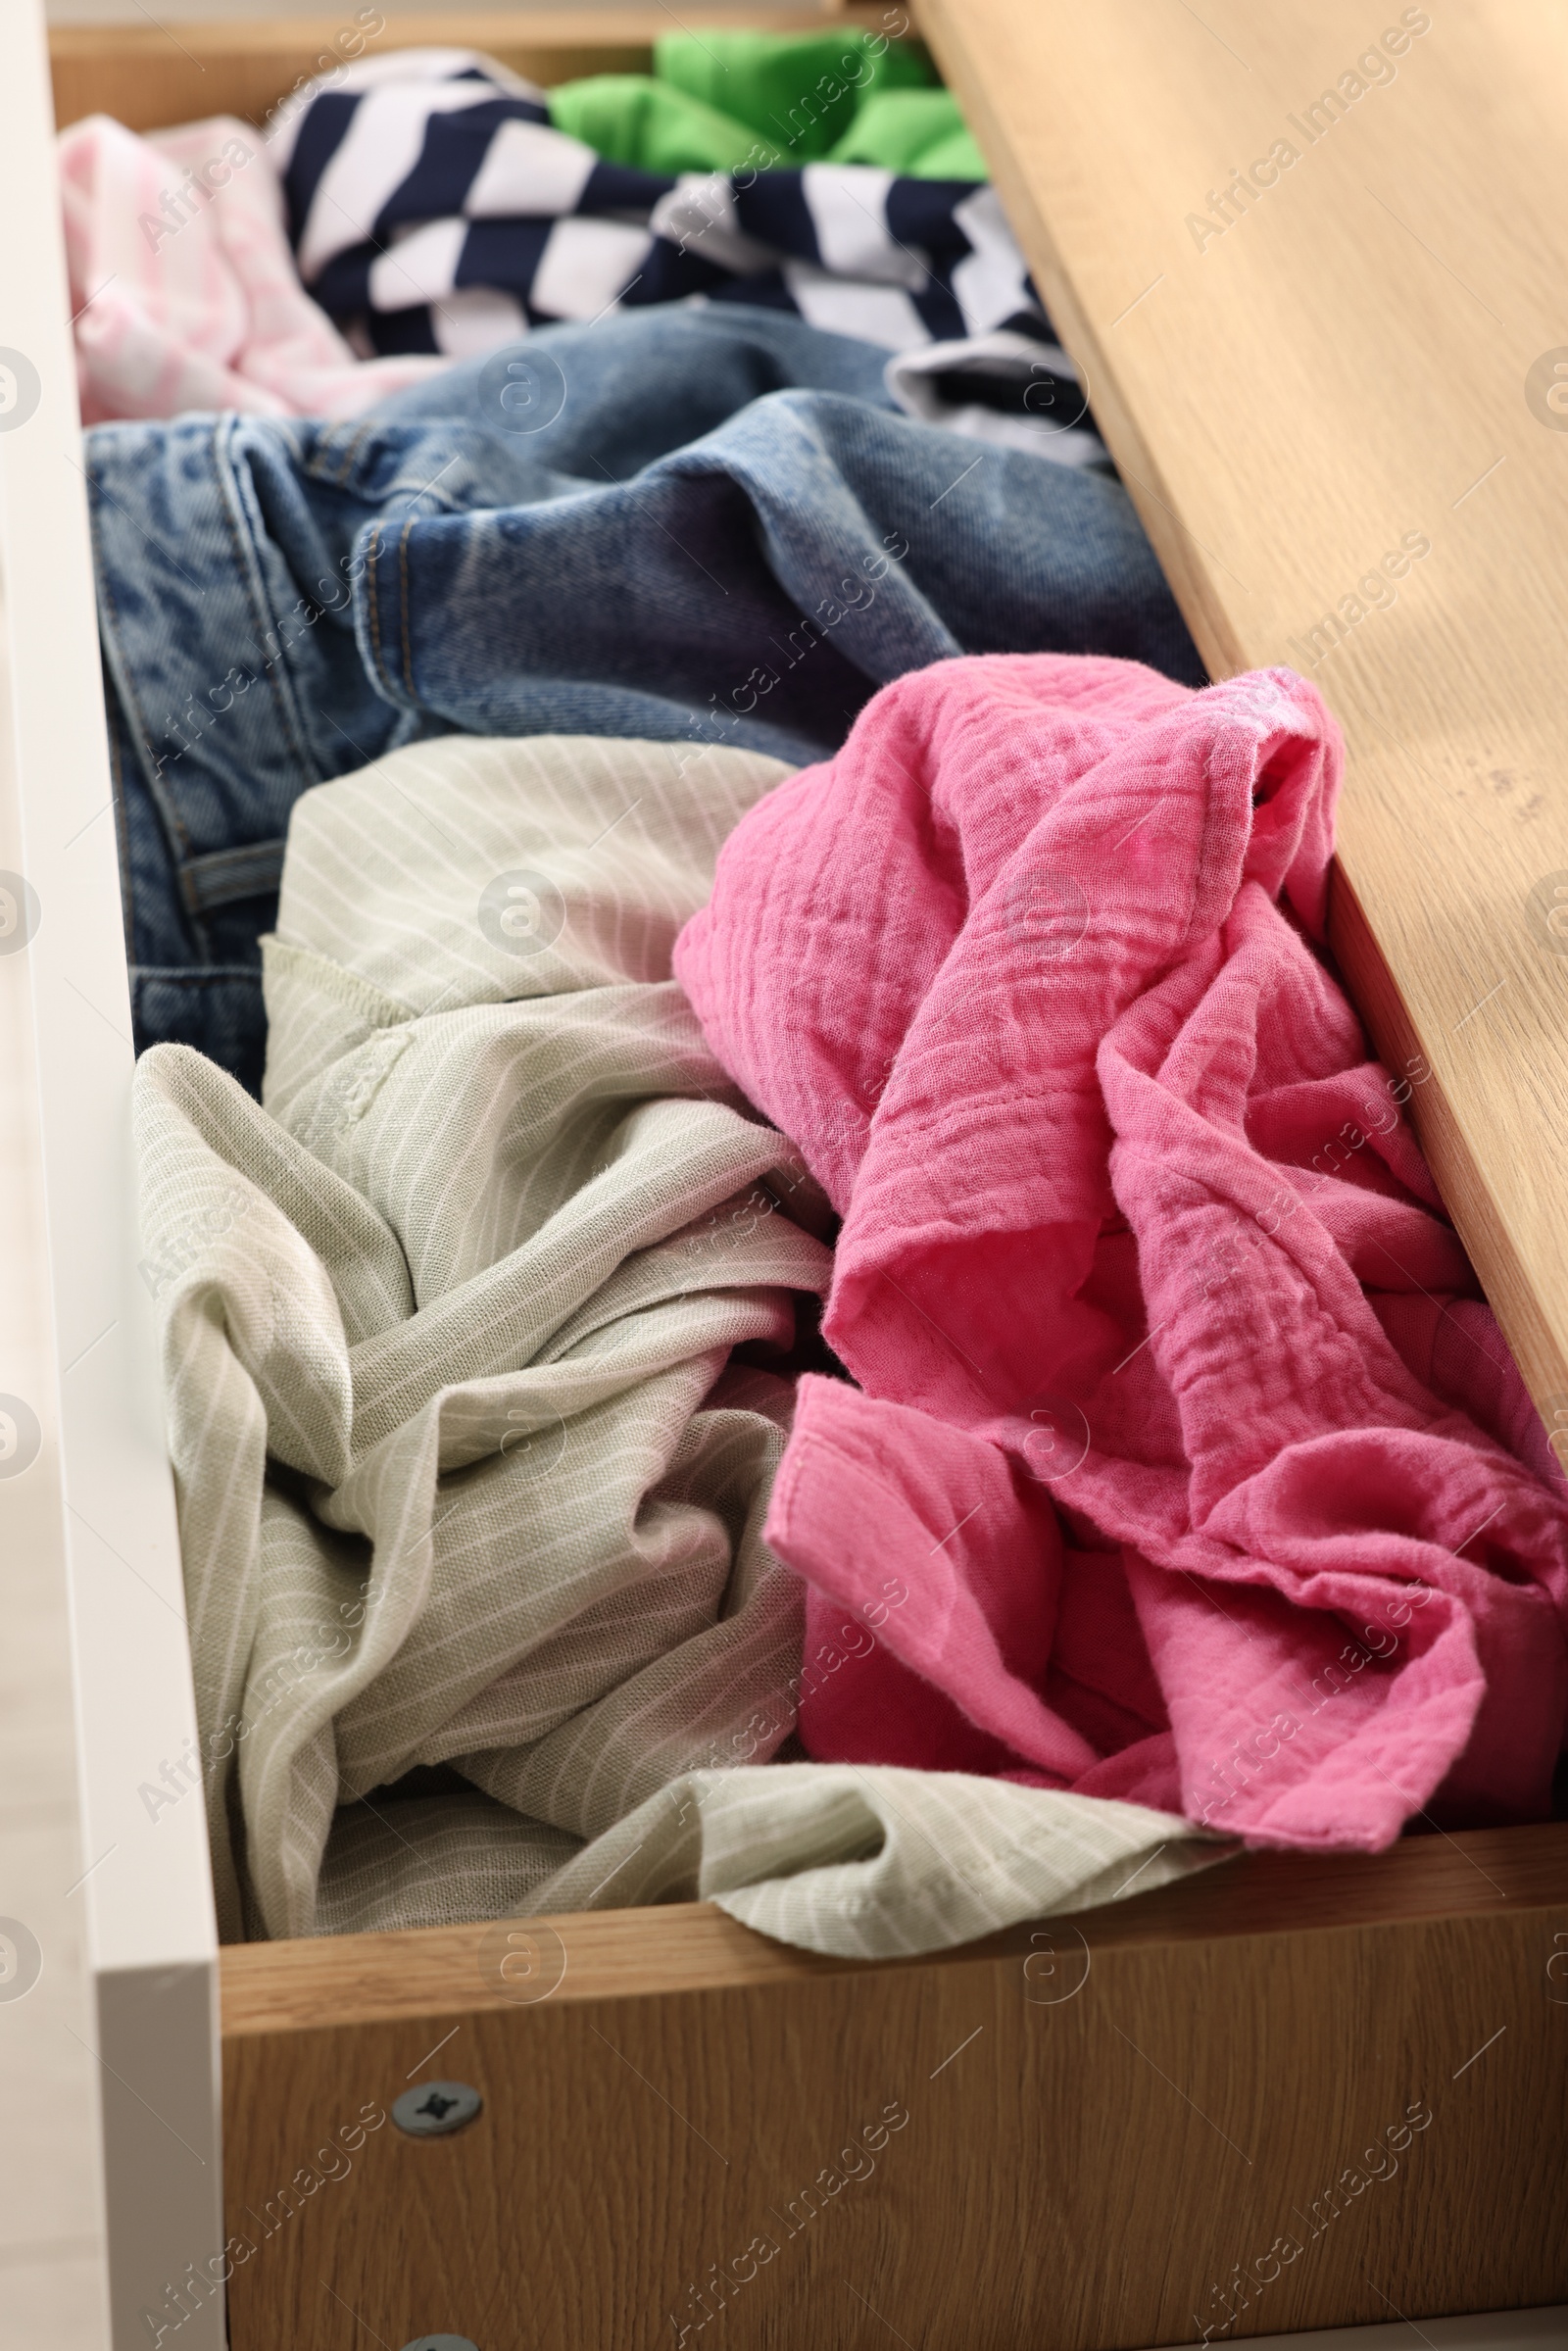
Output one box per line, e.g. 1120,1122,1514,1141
466,116,599,220
296,79,522,279
783,264,929,351
530,216,657,322
368,217,467,312
803,163,924,287
430,284,529,358
951,183,1039,336
885,328,1110,468
649,174,780,277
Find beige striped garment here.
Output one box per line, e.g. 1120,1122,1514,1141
133,733,1213,1954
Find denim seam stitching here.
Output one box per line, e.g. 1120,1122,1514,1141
305,418,374,491
336,420,373,486
94,544,196,864
178,838,289,916
94,547,213,964
132,966,266,992
365,523,387,693
397,514,417,702
213,415,320,792
101,659,137,960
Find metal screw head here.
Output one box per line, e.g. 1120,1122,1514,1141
400,2338,481,2350
391,2081,483,2139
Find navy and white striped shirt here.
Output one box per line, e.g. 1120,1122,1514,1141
270,50,1044,362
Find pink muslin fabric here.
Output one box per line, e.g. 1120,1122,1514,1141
59,114,445,424
674,655,1568,1846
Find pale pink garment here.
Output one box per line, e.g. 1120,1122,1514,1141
59,114,446,423
675,655,1568,1846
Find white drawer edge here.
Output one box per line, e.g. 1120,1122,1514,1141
0,6,222,2345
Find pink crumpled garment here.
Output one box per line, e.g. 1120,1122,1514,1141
59,114,447,424
674,654,1568,1846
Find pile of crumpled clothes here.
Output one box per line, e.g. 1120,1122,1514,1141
62,26,1101,459
135,726,1214,1951
87,28,1568,1957
89,305,1186,1091
676,654,1568,1843
131,654,1568,1954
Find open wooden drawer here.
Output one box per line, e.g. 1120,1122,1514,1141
4,1,1566,2343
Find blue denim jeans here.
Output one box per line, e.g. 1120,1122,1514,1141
89,304,1200,1087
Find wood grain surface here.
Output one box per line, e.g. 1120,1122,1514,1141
220,1825,1568,2033
220,1827,1568,2351
916,0,1568,1430
48,4,886,132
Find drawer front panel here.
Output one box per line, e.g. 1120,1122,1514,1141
220,1833,1568,2349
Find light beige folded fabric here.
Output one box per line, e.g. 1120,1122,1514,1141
133,733,1214,1952
316,1768,1218,1959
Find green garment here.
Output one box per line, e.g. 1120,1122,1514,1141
134,732,1209,1954
656,27,932,158
828,87,987,179
547,28,987,180
548,73,787,177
